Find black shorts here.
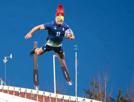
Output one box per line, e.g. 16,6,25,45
41,45,64,54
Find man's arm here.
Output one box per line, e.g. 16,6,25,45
25,24,45,39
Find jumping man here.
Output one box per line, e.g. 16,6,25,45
25,4,75,85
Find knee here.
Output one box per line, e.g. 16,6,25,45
35,48,43,55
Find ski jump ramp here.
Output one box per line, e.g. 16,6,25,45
0,85,101,102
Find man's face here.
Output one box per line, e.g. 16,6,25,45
55,15,64,25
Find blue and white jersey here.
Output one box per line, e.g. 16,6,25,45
44,21,70,47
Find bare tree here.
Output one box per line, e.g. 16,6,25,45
84,76,105,101
84,75,116,102
127,79,134,102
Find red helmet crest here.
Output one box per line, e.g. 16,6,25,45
56,4,64,16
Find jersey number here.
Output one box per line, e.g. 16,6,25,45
56,32,61,37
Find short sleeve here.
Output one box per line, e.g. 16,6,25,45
44,23,50,30
65,24,70,30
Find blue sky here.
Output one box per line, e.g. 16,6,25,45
0,0,134,98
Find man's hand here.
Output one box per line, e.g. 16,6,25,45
67,34,75,40
25,33,32,39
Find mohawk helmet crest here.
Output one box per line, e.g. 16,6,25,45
56,4,64,16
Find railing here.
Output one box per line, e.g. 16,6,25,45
0,85,101,102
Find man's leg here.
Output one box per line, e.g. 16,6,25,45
30,45,51,56
55,47,72,85
35,48,44,55
30,48,44,55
